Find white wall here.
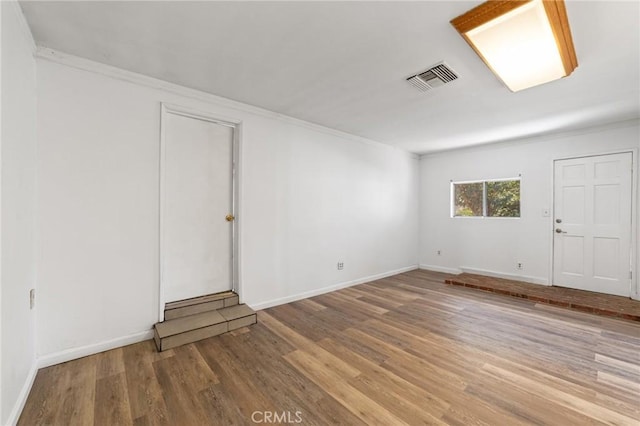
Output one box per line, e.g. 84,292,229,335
35,57,419,359
0,2,38,424
419,121,640,294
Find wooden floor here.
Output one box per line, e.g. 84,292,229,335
20,270,640,425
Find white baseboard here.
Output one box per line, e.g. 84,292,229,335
418,264,462,275
459,266,549,285
8,330,153,423
37,329,154,369
250,265,419,311
6,360,38,426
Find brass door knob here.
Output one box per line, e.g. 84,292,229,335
225,214,235,222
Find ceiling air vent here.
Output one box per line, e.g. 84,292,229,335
407,62,458,92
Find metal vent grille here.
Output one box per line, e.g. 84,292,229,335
407,75,433,92
430,64,457,83
407,62,458,92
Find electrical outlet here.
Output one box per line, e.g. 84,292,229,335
337,262,344,270
437,250,442,256
29,289,35,309
517,262,523,270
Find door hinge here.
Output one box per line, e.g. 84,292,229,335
630,270,633,279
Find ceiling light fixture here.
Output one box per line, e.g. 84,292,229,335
451,0,578,92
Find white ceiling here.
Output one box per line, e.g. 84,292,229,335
19,1,640,154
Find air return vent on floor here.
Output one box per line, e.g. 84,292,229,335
407,62,458,92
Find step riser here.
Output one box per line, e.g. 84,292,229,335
164,295,239,320
153,330,161,351
165,291,237,310
165,300,224,320
224,295,240,307
154,313,257,351
227,314,257,331
159,322,227,351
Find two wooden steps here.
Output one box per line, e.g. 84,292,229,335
154,291,256,351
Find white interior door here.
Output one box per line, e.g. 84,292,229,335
161,108,235,304
553,152,633,296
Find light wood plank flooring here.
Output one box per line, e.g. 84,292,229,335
19,270,640,425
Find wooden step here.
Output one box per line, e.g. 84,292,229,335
153,303,257,351
165,291,239,320
218,304,258,331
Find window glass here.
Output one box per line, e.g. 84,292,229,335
486,180,520,217
453,182,484,217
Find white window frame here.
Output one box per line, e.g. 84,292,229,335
450,176,521,219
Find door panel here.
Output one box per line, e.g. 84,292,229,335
553,152,632,296
593,185,619,224
162,111,235,303
593,237,619,279
563,186,585,223
561,236,584,275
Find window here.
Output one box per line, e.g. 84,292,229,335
452,178,520,218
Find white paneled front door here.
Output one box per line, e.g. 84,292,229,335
553,152,633,296
161,106,236,306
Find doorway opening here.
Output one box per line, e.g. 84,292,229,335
159,104,240,321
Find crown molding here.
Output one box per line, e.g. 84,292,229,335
7,0,36,54
35,47,417,159
420,117,640,158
